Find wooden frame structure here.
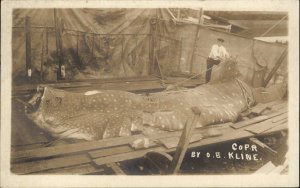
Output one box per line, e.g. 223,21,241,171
11,99,288,175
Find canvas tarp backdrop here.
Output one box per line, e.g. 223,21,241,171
155,9,287,86
12,9,158,83
12,9,287,87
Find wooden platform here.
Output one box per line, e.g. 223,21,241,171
11,100,288,175
12,76,204,97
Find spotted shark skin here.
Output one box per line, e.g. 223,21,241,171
27,78,255,141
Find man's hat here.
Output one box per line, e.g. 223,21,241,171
217,38,225,42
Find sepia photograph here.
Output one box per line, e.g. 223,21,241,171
1,0,299,187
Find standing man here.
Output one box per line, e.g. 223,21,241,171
205,38,229,83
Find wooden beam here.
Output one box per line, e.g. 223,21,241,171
36,163,105,175
159,130,222,149
54,9,64,80
40,29,45,81
231,108,287,129
168,107,201,174
189,8,203,73
11,154,91,174
25,16,32,78
91,34,94,59
106,163,126,175
245,113,287,134
255,161,276,174
93,147,166,166
177,38,182,71
264,48,287,87
249,137,277,156
88,145,133,159
91,122,287,168
121,36,127,76
177,9,181,19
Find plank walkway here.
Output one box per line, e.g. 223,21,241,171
11,100,288,175
12,76,204,96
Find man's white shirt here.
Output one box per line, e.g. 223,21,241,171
209,44,229,60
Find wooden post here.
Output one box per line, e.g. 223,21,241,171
264,48,287,87
91,34,94,59
76,33,79,56
167,42,170,65
54,9,65,80
189,8,203,73
107,163,125,175
40,29,45,81
177,9,181,19
168,107,201,174
25,16,32,78
199,8,204,24
177,38,182,71
121,36,127,76
150,17,158,74
45,27,48,56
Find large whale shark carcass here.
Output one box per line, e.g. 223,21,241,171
25,59,285,141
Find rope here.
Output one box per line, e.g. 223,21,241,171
235,78,254,109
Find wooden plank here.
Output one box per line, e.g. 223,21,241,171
189,9,203,73
255,161,276,174
249,138,277,156
12,114,287,172
159,130,222,149
263,122,287,133
249,103,272,114
92,123,287,167
245,113,287,134
88,128,223,159
36,163,104,175
12,126,186,162
231,109,287,129
12,76,204,97
268,163,288,174
11,154,91,174
271,102,288,111
169,107,201,174
264,48,287,87
272,113,287,123
107,163,126,175
25,16,32,77
88,145,133,159
93,147,165,166
268,153,288,174
54,10,64,80
11,112,268,162
11,134,142,162
187,123,287,152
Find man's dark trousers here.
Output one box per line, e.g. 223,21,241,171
205,58,221,83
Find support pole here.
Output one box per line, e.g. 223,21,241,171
189,8,203,73
150,17,158,75
45,27,48,56
91,34,94,59
263,48,287,87
177,9,181,19
40,29,45,81
25,16,32,78
168,107,201,174
76,33,79,56
121,36,127,76
54,9,65,80
177,38,182,72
